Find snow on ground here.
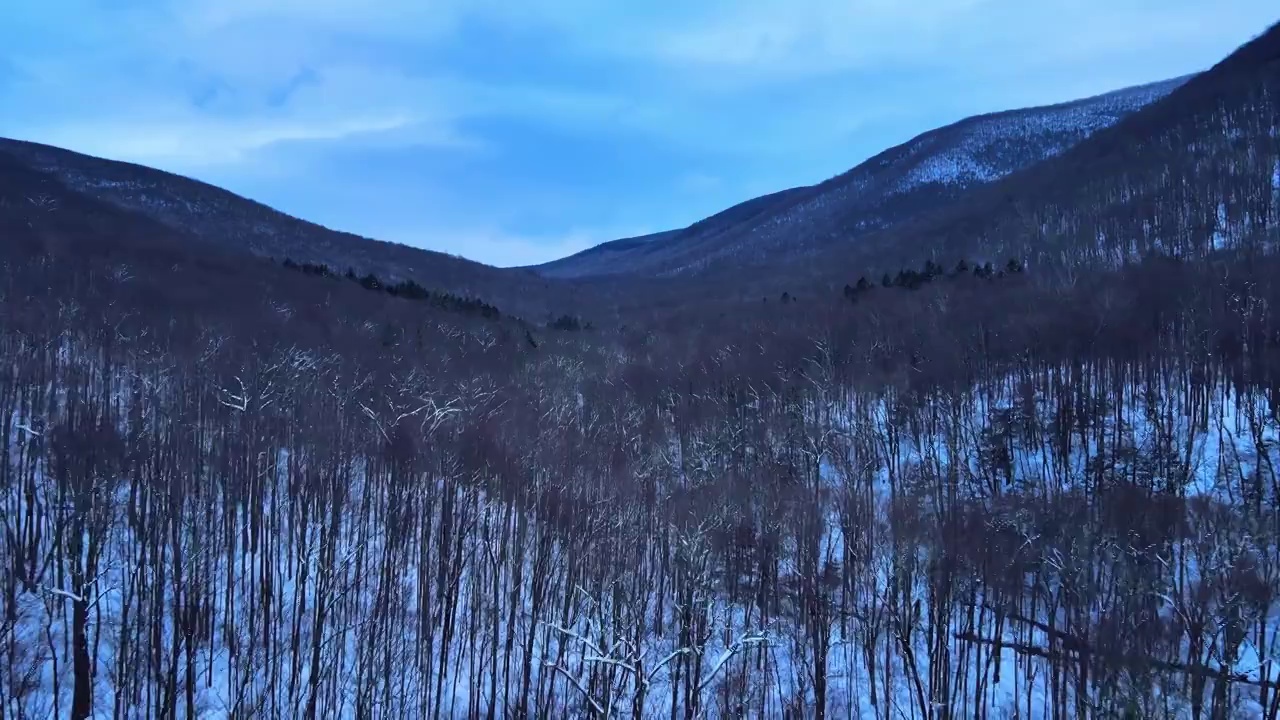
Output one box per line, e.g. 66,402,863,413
894,78,1186,193
4,361,1278,717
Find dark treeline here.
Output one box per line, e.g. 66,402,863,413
278,258,596,333
548,314,593,332
843,257,1025,300
4,209,1280,717
280,258,505,322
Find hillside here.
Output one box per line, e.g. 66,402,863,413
0,138,583,319
533,76,1188,280
532,188,809,279
531,229,682,279
796,20,1280,286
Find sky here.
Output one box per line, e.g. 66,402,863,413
1,1,1276,267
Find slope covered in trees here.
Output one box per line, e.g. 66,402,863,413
5,215,1280,718
0,138,584,319
3,19,1280,720
531,76,1186,280
801,21,1280,282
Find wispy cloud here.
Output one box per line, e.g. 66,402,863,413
636,0,990,80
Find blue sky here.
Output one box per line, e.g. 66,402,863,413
2,1,1276,266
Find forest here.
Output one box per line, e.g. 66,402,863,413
2,17,1280,720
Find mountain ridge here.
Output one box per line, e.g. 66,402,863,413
531,74,1192,280
794,19,1280,285
0,137,583,319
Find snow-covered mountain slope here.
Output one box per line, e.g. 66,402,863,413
532,76,1190,280
889,78,1185,192
796,20,1280,284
